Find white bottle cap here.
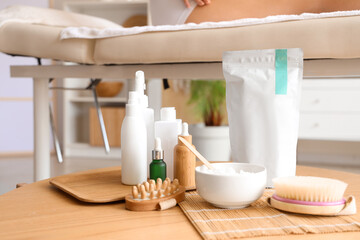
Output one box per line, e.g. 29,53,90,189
181,122,189,136
160,107,176,121
152,137,164,159
154,137,162,151
135,70,145,94
128,91,139,104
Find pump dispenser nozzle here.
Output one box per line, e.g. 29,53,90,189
135,70,149,108
135,70,145,93
128,91,139,104
152,137,164,160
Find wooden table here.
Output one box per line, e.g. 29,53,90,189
0,165,359,240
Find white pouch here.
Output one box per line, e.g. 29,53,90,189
223,48,303,187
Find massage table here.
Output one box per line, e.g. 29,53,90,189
2,5,360,181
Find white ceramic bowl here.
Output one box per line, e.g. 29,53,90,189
195,163,266,209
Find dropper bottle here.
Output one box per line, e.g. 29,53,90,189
150,137,166,181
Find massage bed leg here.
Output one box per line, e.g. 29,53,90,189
33,78,51,181
91,80,110,154
49,104,63,163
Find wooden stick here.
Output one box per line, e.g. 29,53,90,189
178,136,213,169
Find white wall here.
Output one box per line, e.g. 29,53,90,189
0,0,49,155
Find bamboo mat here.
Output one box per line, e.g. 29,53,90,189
179,190,360,239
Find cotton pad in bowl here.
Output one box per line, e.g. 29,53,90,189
195,163,266,209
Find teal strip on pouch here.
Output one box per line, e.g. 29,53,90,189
275,49,288,95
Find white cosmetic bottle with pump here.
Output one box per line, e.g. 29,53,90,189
121,91,147,185
134,71,155,175
154,107,179,180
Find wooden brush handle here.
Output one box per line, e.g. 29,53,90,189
337,195,357,216
159,199,177,210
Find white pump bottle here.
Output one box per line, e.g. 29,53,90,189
121,91,147,185
135,71,155,175
154,107,179,180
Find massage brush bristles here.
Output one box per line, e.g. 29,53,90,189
273,176,347,202
170,185,177,194
144,181,150,192
162,179,169,190
126,178,185,211
164,187,171,195
156,178,162,191
132,186,139,199
131,178,181,200
173,179,179,188
156,189,162,198
149,182,155,192
149,191,155,199
140,185,146,199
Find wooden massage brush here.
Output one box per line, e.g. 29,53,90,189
268,176,357,216
125,178,185,211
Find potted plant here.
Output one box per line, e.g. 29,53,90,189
187,80,231,162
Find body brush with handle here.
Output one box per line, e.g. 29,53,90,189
269,176,356,216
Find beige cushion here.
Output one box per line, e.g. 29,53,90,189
0,5,120,29
0,5,120,64
0,22,95,64
94,15,360,64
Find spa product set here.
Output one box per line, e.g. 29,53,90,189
194,48,356,215
122,49,356,216
196,48,355,215
121,71,195,189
